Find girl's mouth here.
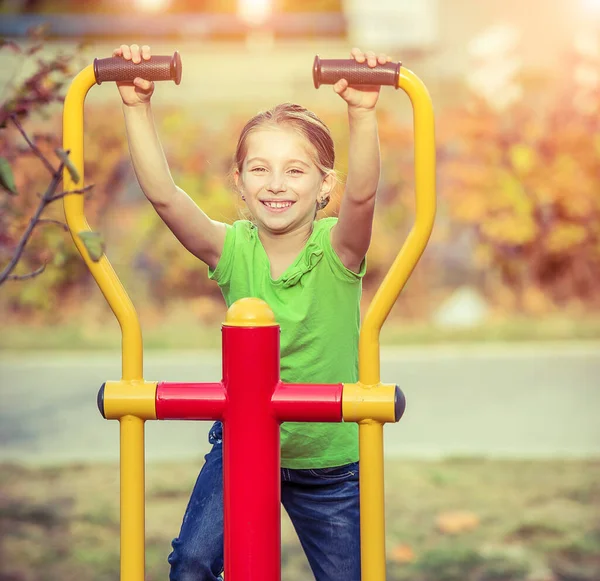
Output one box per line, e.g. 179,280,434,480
261,200,294,212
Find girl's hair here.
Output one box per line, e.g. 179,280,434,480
234,103,336,211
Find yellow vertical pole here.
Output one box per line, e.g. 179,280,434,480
120,415,146,581
358,67,436,580
63,65,146,581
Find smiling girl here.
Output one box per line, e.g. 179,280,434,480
115,43,390,581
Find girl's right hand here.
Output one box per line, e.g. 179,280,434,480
113,44,155,107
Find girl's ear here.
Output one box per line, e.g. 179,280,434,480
233,169,240,189
320,171,336,197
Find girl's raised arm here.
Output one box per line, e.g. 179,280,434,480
331,49,389,273
117,44,227,270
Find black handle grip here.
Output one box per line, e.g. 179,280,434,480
94,51,182,85
313,55,401,89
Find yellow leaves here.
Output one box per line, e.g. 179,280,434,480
545,223,587,254
161,111,186,134
509,143,536,175
496,171,533,215
447,167,536,233
480,213,537,245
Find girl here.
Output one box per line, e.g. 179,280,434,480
115,44,390,581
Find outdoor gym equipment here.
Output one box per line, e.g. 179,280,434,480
62,51,435,581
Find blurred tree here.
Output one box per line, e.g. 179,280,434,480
2,0,44,12
438,27,600,314
4,29,600,324
0,34,128,319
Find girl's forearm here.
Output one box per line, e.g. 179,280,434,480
122,103,177,206
345,109,381,202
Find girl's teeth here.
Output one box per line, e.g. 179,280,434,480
266,201,291,208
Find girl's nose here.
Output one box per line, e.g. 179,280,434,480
267,173,286,193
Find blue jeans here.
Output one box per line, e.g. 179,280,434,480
168,422,361,581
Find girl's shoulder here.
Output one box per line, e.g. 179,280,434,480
311,217,366,282
310,216,338,245
314,216,338,232
228,219,258,243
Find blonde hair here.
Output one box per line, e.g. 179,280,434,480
234,103,336,211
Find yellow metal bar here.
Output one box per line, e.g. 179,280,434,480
358,67,436,581
342,383,397,423
62,65,143,383
359,67,436,386
104,381,158,420
359,421,386,579
120,415,146,581
63,65,147,581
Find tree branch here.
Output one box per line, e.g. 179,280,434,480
47,183,94,202
10,113,57,175
38,218,68,231
7,263,46,281
0,160,65,285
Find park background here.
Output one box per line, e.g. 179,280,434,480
1,0,599,580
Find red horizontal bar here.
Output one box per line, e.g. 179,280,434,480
271,383,343,422
156,382,227,420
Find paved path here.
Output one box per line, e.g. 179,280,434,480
1,343,598,463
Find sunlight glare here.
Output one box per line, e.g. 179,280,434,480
582,0,600,13
133,0,171,13
238,0,273,26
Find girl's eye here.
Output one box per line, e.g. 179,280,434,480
288,169,304,175
251,167,266,173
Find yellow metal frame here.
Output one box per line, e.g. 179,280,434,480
63,65,147,581
342,382,398,423
354,67,436,580
62,61,435,581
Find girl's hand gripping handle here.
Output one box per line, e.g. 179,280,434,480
313,55,401,89
94,51,182,85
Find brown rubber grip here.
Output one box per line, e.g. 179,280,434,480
94,51,182,85
313,55,400,89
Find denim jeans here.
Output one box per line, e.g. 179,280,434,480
168,421,361,581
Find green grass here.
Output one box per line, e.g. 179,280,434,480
3,315,600,351
1,458,599,580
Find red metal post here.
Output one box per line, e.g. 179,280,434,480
145,299,345,581
222,323,281,581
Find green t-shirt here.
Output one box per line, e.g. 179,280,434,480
208,217,365,469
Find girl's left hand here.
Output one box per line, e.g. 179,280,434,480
333,48,392,112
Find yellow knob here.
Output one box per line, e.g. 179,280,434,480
224,298,277,327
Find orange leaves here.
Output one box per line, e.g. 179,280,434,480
437,84,600,309
545,223,588,254
389,543,416,564
388,510,482,569
436,510,481,535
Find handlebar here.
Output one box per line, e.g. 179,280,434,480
312,55,401,89
93,51,182,85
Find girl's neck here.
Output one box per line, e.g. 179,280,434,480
258,220,314,258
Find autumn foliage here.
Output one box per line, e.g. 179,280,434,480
438,94,600,315
2,38,599,324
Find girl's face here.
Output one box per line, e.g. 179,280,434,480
235,125,333,235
